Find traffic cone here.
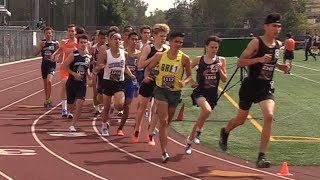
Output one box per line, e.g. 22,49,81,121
176,103,185,121
277,162,293,176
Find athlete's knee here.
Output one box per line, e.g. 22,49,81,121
263,113,274,123
114,103,124,111
202,107,212,116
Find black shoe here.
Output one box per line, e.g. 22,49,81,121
256,157,271,168
219,128,229,151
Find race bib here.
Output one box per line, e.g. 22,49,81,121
76,66,86,81
162,75,175,89
44,50,53,61
204,74,217,88
110,69,121,81
128,65,136,75
258,64,275,80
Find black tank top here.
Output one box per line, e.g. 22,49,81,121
41,39,59,62
196,56,221,91
69,50,91,82
146,43,167,60
249,37,280,81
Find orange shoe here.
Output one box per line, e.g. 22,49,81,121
132,135,139,143
147,135,156,146
117,129,124,136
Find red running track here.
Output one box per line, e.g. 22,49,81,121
0,58,318,180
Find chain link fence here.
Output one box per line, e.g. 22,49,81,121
0,27,65,64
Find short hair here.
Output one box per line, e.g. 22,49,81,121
128,32,139,38
76,27,86,35
140,25,151,33
43,26,53,32
77,34,88,42
109,26,119,32
152,24,170,35
107,29,118,37
286,33,292,38
98,30,108,36
204,36,222,46
124,25,134,32
264,13,281,24
168,31,185,40
67,24,76,29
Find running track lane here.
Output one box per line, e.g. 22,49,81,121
0,58,317,179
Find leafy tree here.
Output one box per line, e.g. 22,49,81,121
96,0,125,27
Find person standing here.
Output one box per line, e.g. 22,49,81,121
185,36,227,154
62,34,92,132
283,33,295,74
304,32,317,61
34,26,59,108
219,13,289,168
144,32,192,163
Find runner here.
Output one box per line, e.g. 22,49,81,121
62,34,92,131
117,32,140,136
95,32,134,136
51,24,78,117
144,31,192,162
185,36,227,154
34,26,59,108
133,23,170,144
90,30,108,116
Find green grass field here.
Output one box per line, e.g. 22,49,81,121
171,48,320,166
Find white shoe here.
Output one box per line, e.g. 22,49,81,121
186,145,192,155
69,126,76,132
101,127,109,136
162,152,169,163
193,137,200,144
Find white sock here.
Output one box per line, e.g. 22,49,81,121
95,105,100,111
62,100,67,110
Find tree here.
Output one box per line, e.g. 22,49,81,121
96,0,125,27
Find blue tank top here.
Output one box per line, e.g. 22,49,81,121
196,56,221,91
41,39,59,63
69,50,91,82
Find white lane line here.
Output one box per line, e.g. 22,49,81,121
0,69,38,81
276,69,320,85
293,63,320,72
0,171,14,180
0,57,40,67
31,103,108,180
92,119,201,180
0,64,38,75
168,137,296,180
0,81,60,111
0,77,42,93
0,146,42,148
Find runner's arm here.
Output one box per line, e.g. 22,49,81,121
143,52,161,82
219,57,227,82
137,45,151,69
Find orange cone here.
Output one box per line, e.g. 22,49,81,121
277,162,293,176
176,103,185,121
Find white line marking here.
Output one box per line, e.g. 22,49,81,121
0,64,38,75
0,146,41,148
92,119,201,180
0,171,14,180
0,69,38,81
0,57,40,67
276,69,320,85
0,77,42,93
31,103,108,180
293,63,320,72
168,136,295,180
0,118,30,120
0,81,60,111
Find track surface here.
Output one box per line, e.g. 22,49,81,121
0,59,318,180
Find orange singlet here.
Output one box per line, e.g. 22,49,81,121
286,38,295,51
60,39,78,80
